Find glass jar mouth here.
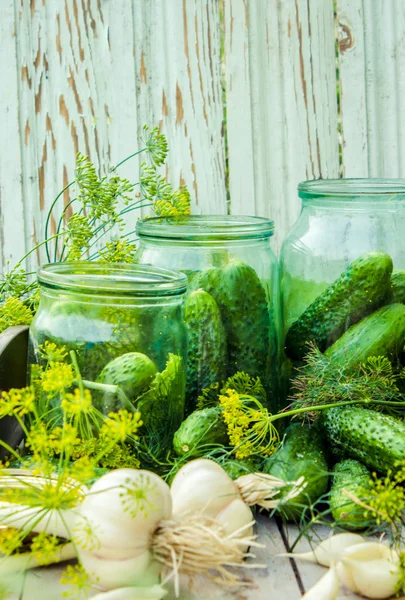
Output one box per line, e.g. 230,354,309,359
38,263,188,297
136,215,275,240
298,178,405,200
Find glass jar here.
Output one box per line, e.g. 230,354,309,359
136,216,281,412
29,263,188,460
280,179,405,365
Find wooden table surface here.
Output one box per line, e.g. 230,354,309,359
3,515,364,600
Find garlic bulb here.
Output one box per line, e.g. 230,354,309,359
170,459,254,539
302,563,340,600
279,533,364,567
75,468,172,590
337,542,400,599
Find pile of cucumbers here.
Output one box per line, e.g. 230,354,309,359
277,251,405,528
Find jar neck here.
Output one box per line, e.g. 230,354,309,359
38,286,184,307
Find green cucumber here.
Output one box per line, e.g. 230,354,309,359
262,423,329,520
329,459,371,530
321,406,405,474
194,260,270,381
388,271,405,305
285,251,393,360
219,456,262,480
184,290,227,412
324,303,405,370
94,352,157,414
173,406,229,457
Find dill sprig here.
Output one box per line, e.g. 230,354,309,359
0,125,191,306
196,371,266,410
288,344,404,420
0,297,34,333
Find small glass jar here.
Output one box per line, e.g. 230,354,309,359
29,263,188,459
136,216,281,412
280,179,405,361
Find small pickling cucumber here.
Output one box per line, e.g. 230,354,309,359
173,406,229,457
262,423,329,521
285,251,393,360
324,303,405,371
387,271,405,305
192,260,270,381
184,290,227,412
321,406,405,474
94,352,157,414
329,459,371,530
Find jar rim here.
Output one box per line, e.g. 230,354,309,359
136,215,275,240
38,263,188,296
298,178,405,199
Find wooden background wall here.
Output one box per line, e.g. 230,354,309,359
1,0,405,273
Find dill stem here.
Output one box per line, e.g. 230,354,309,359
81,380,136,413
45,182,75,262
270,398,405,423
15,233,67,269
69,351,84,396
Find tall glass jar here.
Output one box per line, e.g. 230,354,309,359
280,179,405,368
136,216,281,412
29,263,188,461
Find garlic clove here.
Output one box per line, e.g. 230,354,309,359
79,549,162,590
302,563,340,599
76,469,172,560
278,533,364,567
171,459,240,520
216,498,254,543
90,584,167,600
338,542,400,599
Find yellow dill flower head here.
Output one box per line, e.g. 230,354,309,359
0,387,35,417
61,563,93,599
0,528,23,555
61,388,92,416
41,362,74,394
365,468,405,525
26,422,55,459
219,389,278,459
30,532,62,566
39,341,68,363
72,516,101,552
100,410,143,443
50,424,80,455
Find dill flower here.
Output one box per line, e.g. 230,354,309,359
0,387,35,417
142,125,168,166
0,296,33,333
219,389,279,459
61,563,93,599
41,361,75,394
25,422,55,459
0,528,23,555
50,424,80,455
61,388,92,416
120,471,158,518
30,532,62,566
100,410,143,443
363,464,405,526
39,341,68,363
98,239,137,264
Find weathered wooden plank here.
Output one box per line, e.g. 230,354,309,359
282,523,365,599
1,517,300,599
133,0,227,215
0,1,26,273
224,0,340,252
15,0,141,268
337,0,405,177
165,514,301,599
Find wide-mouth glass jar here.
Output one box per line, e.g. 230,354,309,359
136,215,281,412
29,263,188,461
280,179,405,370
